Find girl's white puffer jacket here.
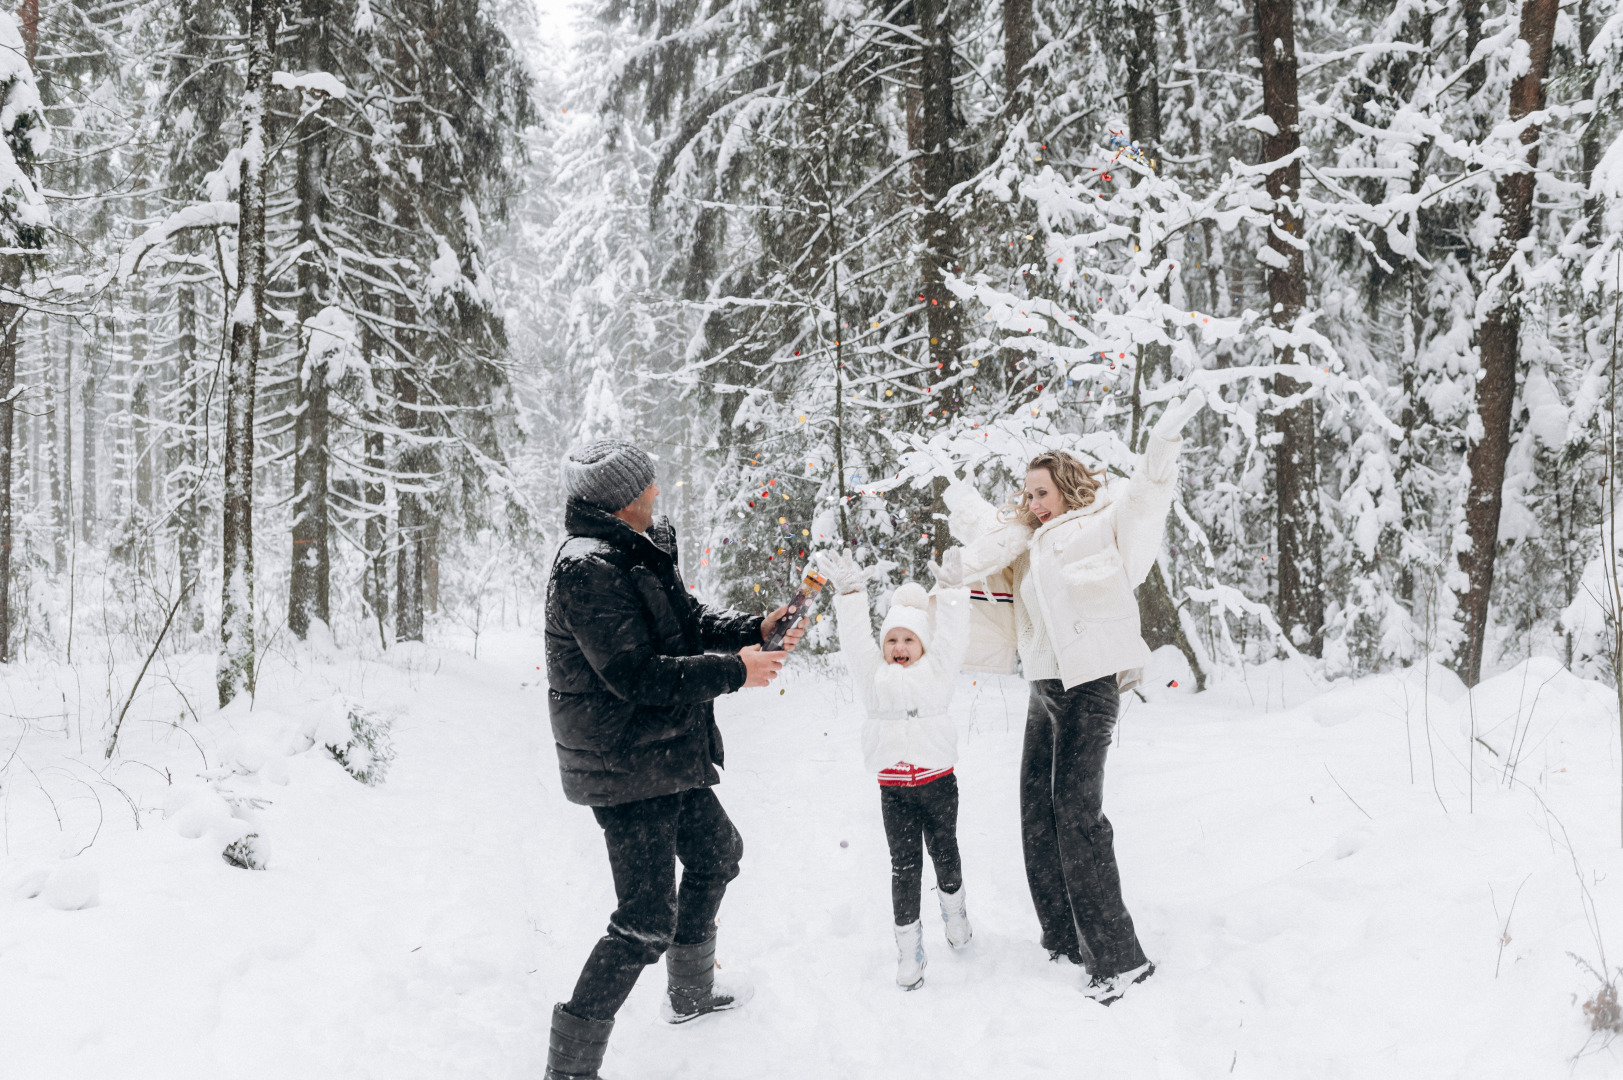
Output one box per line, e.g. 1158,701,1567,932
834,586,971,774
944,433,1183,693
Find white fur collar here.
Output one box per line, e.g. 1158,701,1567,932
872,655,938,714
1029,483,1114,543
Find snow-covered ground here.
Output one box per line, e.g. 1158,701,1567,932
3,632,1621,1078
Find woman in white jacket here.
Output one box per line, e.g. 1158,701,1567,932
825,552,972,991
944,390,1205,1004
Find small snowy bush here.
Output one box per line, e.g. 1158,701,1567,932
1574,954,1622,1038
1584,980,1622,1036
221,833,266,871
326,704,396,785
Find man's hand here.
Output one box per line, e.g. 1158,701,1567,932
738,644,787,687
761,604,810,651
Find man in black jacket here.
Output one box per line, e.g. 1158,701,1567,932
543,439,804,1080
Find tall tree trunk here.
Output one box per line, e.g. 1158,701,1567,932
0,0,42,651
176,268,203,632
358,176,389,644
132,326,151,523
1396,9,1436,612
47,316,63,573
17,0,37,67
392,302,427,641
1122,0,1206,689
1462,0,1486,99
80,323,97,543
812,57,852,544
109,319,127,530
1125,2,1160,165
130,190,154,567
289,0,332,641
1125,0,1166,451
1174,0,1223,323
394,371,424,642
1002,0,1033,117
1255,0,1322,656
392,34,426,644
217,0,278,706
364,418,388,640
130,180,152,529
1579,0,1601,242
0,284,17,662
914,0,962,557
425,516,439,615
1455,0,1558,687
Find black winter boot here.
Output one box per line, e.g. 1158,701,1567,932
544,1003,614,1080
662,934,753,1024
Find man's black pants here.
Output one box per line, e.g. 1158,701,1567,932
564,786,742,1021
1021,676,1150,979
879,773,963,926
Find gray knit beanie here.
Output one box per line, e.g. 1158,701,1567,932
563,439,656,512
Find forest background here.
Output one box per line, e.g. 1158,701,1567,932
0,0,1618,706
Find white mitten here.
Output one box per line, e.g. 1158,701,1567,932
1152,387,1207,440
929,548,965,590
818,552,875,594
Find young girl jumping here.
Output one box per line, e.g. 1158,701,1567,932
823,551,972,990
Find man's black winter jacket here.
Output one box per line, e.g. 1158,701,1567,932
545,499,764,806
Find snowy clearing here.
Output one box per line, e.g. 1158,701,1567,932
2,635,1620,1078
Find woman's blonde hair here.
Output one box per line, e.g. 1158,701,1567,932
999,450,1107,529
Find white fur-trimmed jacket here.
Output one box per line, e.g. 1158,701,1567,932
945,434,1183,692
834,587,971,774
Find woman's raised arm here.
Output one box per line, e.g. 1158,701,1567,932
944,479,1031,582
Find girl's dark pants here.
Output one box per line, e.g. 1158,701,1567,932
879,773,963,925
564,786,742,1021
1021,676,1149,979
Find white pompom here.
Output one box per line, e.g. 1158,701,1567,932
891,581,930,610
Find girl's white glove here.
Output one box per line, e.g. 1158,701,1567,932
1152,387,1206,440
819,551,877,594
929,548,965,590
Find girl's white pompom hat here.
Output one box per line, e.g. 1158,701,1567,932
880,582,934,651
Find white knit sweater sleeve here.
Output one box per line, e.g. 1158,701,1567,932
833,589,881,693
944,482,1032,585
943,479,1002,543
930,586,973,676
1115,434,1182,585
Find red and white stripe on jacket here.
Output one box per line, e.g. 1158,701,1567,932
876,762,954,787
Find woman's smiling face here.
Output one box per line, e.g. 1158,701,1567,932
1024,466,1063,523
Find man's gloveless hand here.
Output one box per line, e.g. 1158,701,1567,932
738,644,787,687
761,604,810,651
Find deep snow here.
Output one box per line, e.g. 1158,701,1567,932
2,633,1621,1078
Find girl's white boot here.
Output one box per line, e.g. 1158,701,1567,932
894,920,926,990
938,886,972,949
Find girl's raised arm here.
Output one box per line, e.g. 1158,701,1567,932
832,588,881,687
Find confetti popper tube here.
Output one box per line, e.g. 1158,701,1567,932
763,570,829,651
